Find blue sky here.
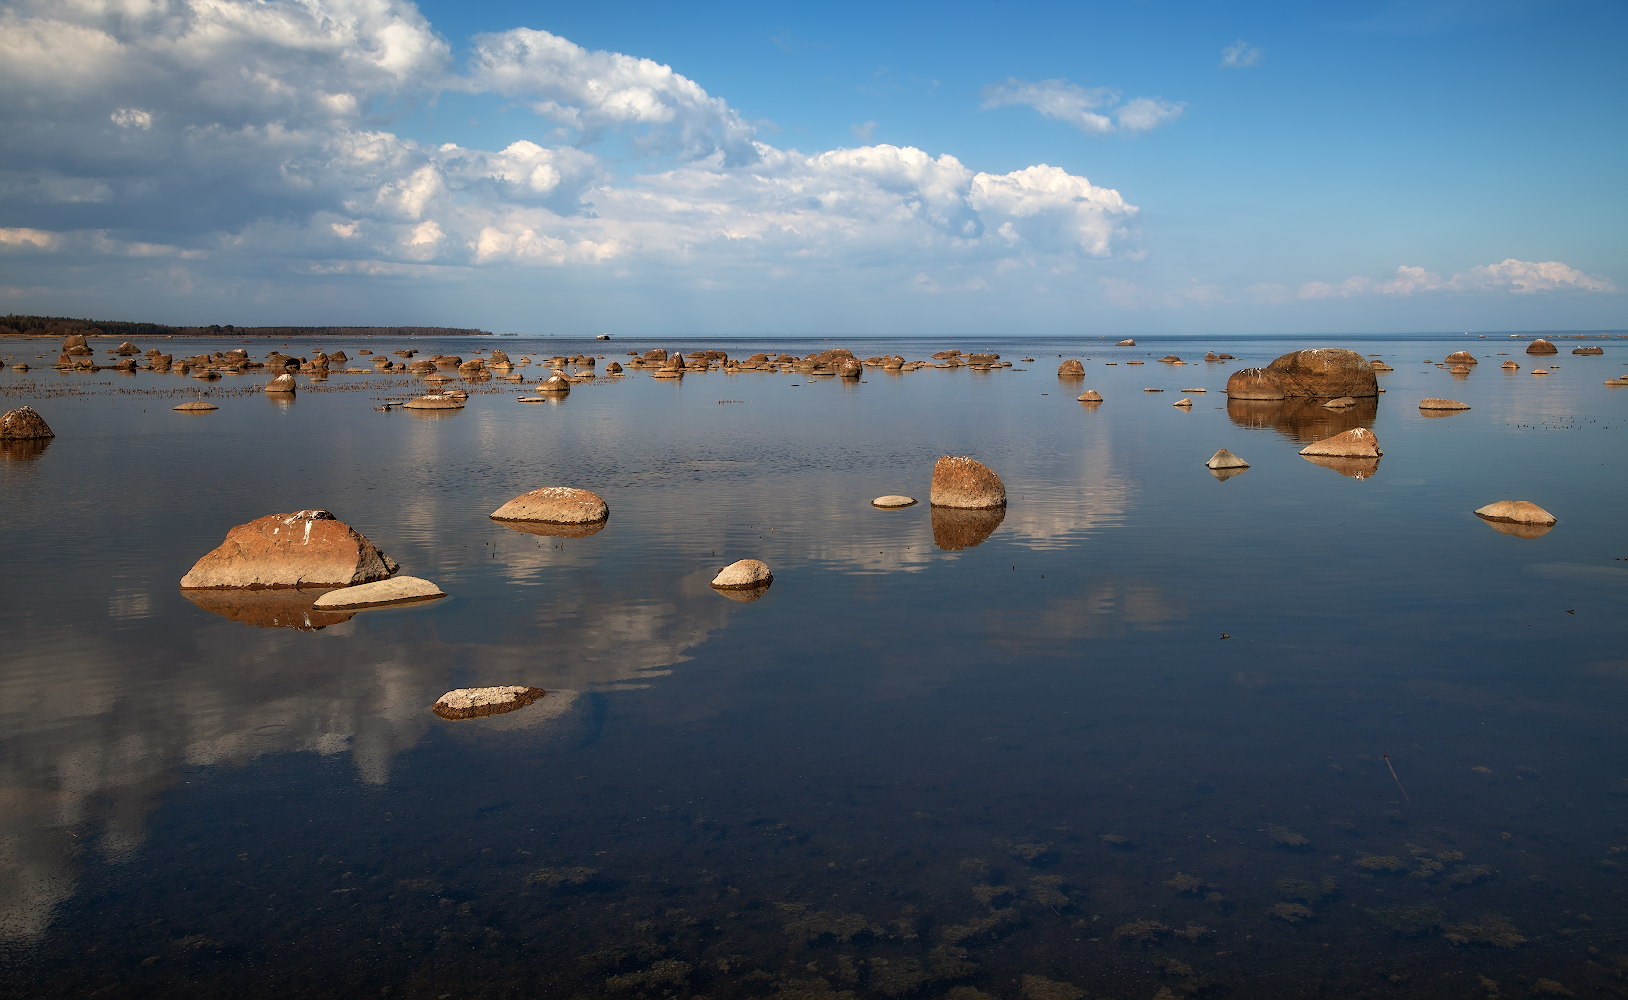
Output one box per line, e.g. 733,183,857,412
0,0,1622,334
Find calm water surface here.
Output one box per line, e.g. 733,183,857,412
2,333,1627,999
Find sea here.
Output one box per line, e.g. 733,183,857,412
2,331,1626,999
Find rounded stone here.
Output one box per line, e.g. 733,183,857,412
1078,390,1103,402
538,373,572,393
1445,351,1478,364
490,487,608,524
1474,501,1556,525
930,456,1006,510
313,575,445,609
1224,367,1287,400
872,495,917,508
1057,359,1085,376
264,374,296,393
0,406,55,440
1116,339,1136,346
712,559,773,589
1526,339,1559,355
1258,348,1379,397
433,686,547,721
1419,398,1470,410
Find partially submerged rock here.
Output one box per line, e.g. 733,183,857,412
1205,448,1249,470
0,406,54,440
313,575,445,609
264,374,296,393
403,394,464,409
173,401,218,412
930,456,1006,509
1573,346,1604,355
1474,501,1555,525
1224,367,1287,400
1322,396,1357,408
1525,338,1559,355
1116,339,1136,346
872,495,917,508
1445,351,1477,364
1078,390,1103,402
1419,398,1470,410
1300,427,1381,458
491,487,608,524
1233,348,1379,398
433,686,547,721
1057,360,1084,376
180,510,399,589
1174,397,1192,407
712,558,772,590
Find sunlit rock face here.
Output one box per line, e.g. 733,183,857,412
179,511,399,590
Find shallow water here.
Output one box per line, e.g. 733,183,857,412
2,333,1627,999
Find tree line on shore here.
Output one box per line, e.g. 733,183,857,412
0,314,491,339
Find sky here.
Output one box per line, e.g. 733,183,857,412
0,0,1623,335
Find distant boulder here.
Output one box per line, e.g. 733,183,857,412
1572,346,1603,355
1444,351,1477,364
1058,359,1085,376
111,341,139,355
1116,339,1136,346
1526,339,1559,355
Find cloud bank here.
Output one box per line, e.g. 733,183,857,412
0,0,1140,315
1298,260,1617,299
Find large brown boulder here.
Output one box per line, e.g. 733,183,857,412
1058,359,1085,376
180,510,399,589
61,333,91,355
265,374,296,393
1254,348,1379,398
1444,351,1477,364
1572,346,1603,355
491,487,608,524
837,357,862,378
0,406,54,440
111,341,139,355
1526,339,1558,355
1224,367,1286,400
930,456,1006,509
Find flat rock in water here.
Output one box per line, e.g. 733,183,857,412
1474,501,1556,525
872,495,917,508
1322,396,1357,408
1078,390,1103,402
491,487,608,524
1419,398,1470,410
1531,368,1549,375
1116,339,1136,346
0,406,54,440
1300,427,1381,458
1205,448,1249,470
433,686,547,721
930,456,1006,509
180,510,399,589
173,401,218,411
1526,338,1559,355
1573,346,1604,355
403,394,463,409
712,559,773,589
313,575,444,609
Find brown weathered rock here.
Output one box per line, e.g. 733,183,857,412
1445,351,1477,364
712,559,773,589
0,406,54,440
1204,352,1219,361
491,487,608,524
1474,501,1556,525
173,401,218,412
111,341,139,355
930,456,1006,509
265,374,296,393
1116,339,1136,346
1526,339,1558,355
931,506,1005,550
1257,348,1378,397
1159,355,1182,363
1058,359,1085,376
403,394,463,409
837,357,862,378
1078,390,1103,402
1572,346,1604,355
180,510,399,589
1501,360,1519,369
1174,397,1193,407
433,686,547,721
1449,364,1471,374
1205,448,1249,470
1299,427,1381,458
538,372,573,392
1224,367,1286,400
61,333,90,354
1419,398,1470,410
605,361,623,374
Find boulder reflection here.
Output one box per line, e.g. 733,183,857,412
1301,455,1381,479
1,438,52,461
931,506,1006,551
182,588,357,630
1227,396,1377,444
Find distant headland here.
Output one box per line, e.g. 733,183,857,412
0,314,492,339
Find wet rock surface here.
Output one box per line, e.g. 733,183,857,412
433,686,548,721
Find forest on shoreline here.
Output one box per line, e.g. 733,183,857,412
0,314,491,339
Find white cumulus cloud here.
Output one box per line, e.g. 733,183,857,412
1298,260,1615,299
980,78,1185,136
